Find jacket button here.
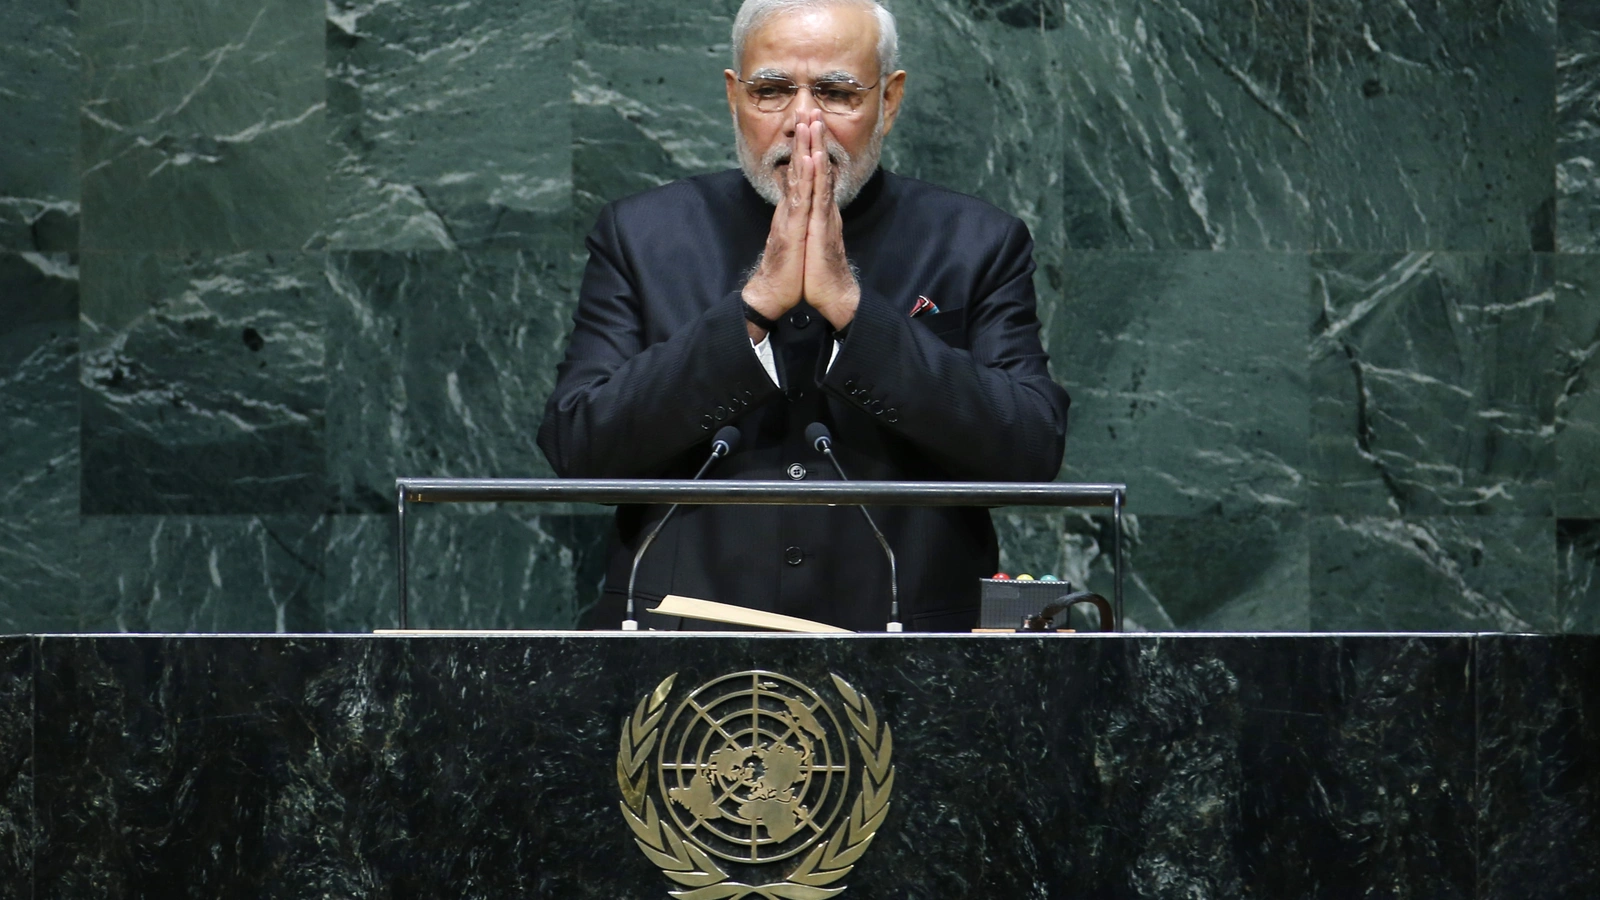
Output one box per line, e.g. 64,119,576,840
843,379,856,390
885,408,899,423
784,546,804,566
700,414,714,427
787,463,807,480
714,405,728,419
790,311,812,329
787,388,805,402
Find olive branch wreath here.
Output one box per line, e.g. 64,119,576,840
616,673,895,900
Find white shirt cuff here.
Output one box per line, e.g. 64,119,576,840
752,334,780,386
749,335,843,387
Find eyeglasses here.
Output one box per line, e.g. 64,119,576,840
736,75,880,115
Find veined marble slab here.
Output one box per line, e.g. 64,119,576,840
0,0,79,252
77,515,326,633
0,253,78,520
1311,252,1556,516
7,634,1591,896
1555,255,1600,515
4,634,1491,897
1311,514,1557,632
0,640,31,900
78,0,325,251
1558,0,1600,251
79,252,328,514
324,247,575,512
325,510,610,632
322,0,573,250
1308,0,1557,252
1051,250,1309,516
1557,519,1600,632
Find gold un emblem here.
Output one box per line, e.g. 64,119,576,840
616,670,895,899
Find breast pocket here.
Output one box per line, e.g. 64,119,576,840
914,308,967,349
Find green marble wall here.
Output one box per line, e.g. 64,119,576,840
1,0,1596,633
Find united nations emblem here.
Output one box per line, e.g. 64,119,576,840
616,671,895,899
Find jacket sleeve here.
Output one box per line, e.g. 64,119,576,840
818,216,1070,482
537,203,784,478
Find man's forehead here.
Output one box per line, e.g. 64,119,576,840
741,5,879,75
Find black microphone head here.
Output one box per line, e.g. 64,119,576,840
804,421,832,453
711,424,742,457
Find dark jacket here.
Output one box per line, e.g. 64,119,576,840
538,168,1069,631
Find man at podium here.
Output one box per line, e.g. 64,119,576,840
538,0,1069,631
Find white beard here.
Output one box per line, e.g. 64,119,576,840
736,111,885,209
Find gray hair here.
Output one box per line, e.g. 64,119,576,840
731,0,900,80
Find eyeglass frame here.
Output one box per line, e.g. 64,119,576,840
734,71,884,115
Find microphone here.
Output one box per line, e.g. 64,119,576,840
805,422,901,632
623,425,741,631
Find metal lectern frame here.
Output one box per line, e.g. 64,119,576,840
393,479,1129,632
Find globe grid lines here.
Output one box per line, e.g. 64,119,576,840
656,670,851,865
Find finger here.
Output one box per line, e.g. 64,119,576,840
781,113,801,194
820,121,839,199
768,200,787,249
810,149,828,217
787,155,803,210
795,152,815,217
790,108,804,154
785,131,801,197
810,122,831,216
794,117,811,177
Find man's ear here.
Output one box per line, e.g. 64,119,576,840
725,69,742,120
879,70,907,138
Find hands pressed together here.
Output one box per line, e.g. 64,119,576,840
742,110,861,341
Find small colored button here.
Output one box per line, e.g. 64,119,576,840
991,572,1011,580
1015,574,1035,581
1040,575,1060,581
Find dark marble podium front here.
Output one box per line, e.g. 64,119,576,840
0,633,1595,899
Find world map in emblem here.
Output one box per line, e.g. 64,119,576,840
656,670,851,864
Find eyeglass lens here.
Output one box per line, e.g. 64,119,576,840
746,78,871,114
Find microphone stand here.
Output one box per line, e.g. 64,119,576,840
623,426,740,630
808,423,901,632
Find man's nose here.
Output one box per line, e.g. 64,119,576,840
793,85,819,114
782,94,818,138
789,87,821,124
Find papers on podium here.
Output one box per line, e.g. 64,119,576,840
649,595,854,633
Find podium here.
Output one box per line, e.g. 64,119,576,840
4,632,1596,897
